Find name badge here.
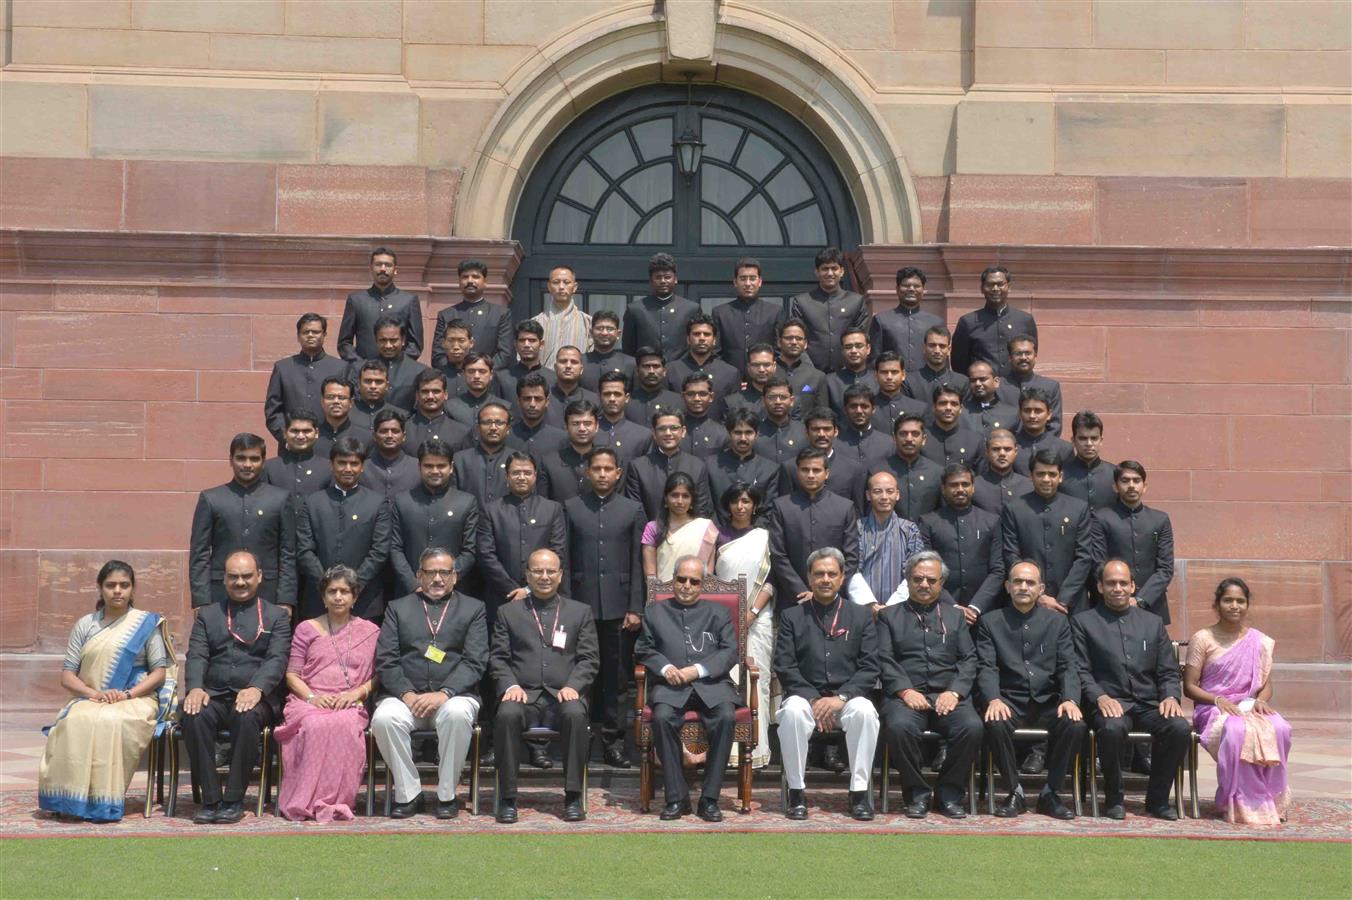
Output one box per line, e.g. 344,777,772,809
424,645,446,663
552,627,568,650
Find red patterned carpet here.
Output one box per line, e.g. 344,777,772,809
4,781,1348,842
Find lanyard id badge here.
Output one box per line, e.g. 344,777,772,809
529,599,567,649
422,597,452,663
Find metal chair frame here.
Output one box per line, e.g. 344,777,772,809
878,735,978,815
164,724,274,819
983,727,1083,817
491,724,591,818
374,725,482,816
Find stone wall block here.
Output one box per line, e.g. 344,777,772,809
0,158,123,231
1096,177,1249,247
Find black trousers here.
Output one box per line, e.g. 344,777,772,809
986,700,1087,796
591,618,636,745
651,695,736,804
180,694,277,805
494,695,590,799
1091,701,1191,809
882,696,983,805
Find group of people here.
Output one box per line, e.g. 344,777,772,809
37,247,1291,828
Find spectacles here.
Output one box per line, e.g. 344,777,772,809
654,424,682,433
421,568,454,579
673,576,701,585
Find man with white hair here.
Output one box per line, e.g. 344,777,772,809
774,547,880,822
877,550,983,819
635,556,739,822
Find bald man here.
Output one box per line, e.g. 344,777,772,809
181,551,292,824
489,550,598,824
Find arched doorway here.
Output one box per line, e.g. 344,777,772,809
509,85,862,321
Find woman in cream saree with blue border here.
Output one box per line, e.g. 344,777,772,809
38,561,178,822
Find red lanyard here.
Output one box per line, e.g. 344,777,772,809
909,601,947,644
227,601,264,646
811,598,845,638
422,597,452,644
527,599,562,646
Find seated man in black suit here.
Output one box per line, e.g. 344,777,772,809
774,547,880,822
635,556,739,823
371,547,487,820
976,560,1085,820
490,549,598,824
181,551,292,824
1073,559,1189,821
877,550,982,820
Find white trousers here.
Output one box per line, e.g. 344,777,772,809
371,695,480,803
777,695,878,792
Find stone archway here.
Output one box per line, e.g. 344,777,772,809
452,2,921,246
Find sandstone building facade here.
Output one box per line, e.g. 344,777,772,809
0,0,1348,715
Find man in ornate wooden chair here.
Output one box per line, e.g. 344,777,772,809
633,563,757,818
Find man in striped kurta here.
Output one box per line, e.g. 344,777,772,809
853,470,924,609
531,265,592,368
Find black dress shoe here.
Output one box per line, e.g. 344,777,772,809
937,799,968,819
660,799,692,820
1020,745,1047,775
192,802,220,825
496,799,518,824
390,796,423,819
820,743,847,773
436,798,460,820
478,748,496,769
562,796,586,822
903,797,929,819
1036,793,1075,820
214,801,245,824
697,797,723,822
848,791,874,822
604,745,630,768
530,743,554,769
994,792,1026,818
1104,803,1126,820
1147,804,1179,821
785,789,808,821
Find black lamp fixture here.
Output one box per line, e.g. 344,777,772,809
672,72,705,181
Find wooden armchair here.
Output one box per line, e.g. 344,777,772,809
633,574,758,813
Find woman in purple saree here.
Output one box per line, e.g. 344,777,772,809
1184,577,1292,825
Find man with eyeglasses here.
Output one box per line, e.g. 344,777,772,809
490,549,598,824
624,411,714,520
453,401,515,509
372,547,487,819
774,547,880,822
635,556,739,822
877,551,982,820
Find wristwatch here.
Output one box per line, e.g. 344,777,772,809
441,688,454,698
749,606,761,618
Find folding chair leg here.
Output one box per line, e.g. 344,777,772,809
779,768,788,812
1072,750,1083,818
469,726,480,816
581,761,590,815
256,728,270,819
1089,731,1099,818
167,731,181,818
1174,764,1184,820
1189,737,1200,819
143,737,157,818
968,761,977,816
985,749,996,816
365,732,375,816
879,745,890,814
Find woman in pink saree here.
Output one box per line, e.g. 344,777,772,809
1184,577,1292,825
275,565,379,821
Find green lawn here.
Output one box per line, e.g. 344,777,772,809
3,833,1349,898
